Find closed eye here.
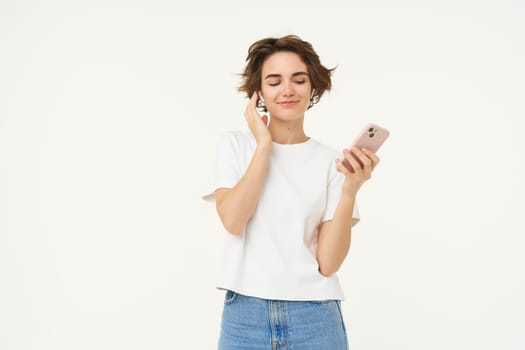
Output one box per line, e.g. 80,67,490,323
268,80,306,86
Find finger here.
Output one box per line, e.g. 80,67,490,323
341,157,354,173
343,148,361,173
245,93,260,121
246,92,257,109
351,147,373,170
360,148,380,168
250,91,258,103
335,158,353,176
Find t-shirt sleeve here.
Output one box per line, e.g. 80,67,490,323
202,132,242,202
321,170,360,226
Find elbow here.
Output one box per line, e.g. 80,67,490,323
216,204,245,236
219,215,245,236
224,223,244,236
318,250,347,276
318,263,339,277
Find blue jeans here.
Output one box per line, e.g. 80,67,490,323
218,290,349,350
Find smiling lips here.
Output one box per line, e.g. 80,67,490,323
278,100,300,107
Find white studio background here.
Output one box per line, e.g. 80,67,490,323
1,0,524,349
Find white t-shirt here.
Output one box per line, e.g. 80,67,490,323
203,130,359,301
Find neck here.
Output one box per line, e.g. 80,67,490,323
268,116,308,144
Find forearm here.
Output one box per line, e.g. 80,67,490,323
317,190,357,276
216,144,271,235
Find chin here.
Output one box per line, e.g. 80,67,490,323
268,106,308,120
269,112,301,121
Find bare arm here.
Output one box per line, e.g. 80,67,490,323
216,144,270,235
317,190,357,276
215,92,272,235
317,147,380,276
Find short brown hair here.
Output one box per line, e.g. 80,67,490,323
238,35,335,111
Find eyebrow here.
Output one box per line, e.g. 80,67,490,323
264,71,309,80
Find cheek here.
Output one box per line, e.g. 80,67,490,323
300,84,313,96
301,86,313,106
263,89,280,101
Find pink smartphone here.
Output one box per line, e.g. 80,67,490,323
350,123,390,152
343,123,390,171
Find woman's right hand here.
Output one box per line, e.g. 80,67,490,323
244,92,271,147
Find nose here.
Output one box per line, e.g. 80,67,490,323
282,81,295,97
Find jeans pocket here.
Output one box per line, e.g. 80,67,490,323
224,290,238,305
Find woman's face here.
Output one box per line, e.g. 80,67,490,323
260,51,312,121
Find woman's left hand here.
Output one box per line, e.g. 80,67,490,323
335,147,380,195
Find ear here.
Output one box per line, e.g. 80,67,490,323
258,91,265,102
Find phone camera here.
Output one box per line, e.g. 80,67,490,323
368,127,376,138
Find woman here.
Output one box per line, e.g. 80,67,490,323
203,35,380,350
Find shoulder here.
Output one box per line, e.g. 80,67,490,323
215,130,256,160
217,130,254,145
308,138,344,181
309,138,341,160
